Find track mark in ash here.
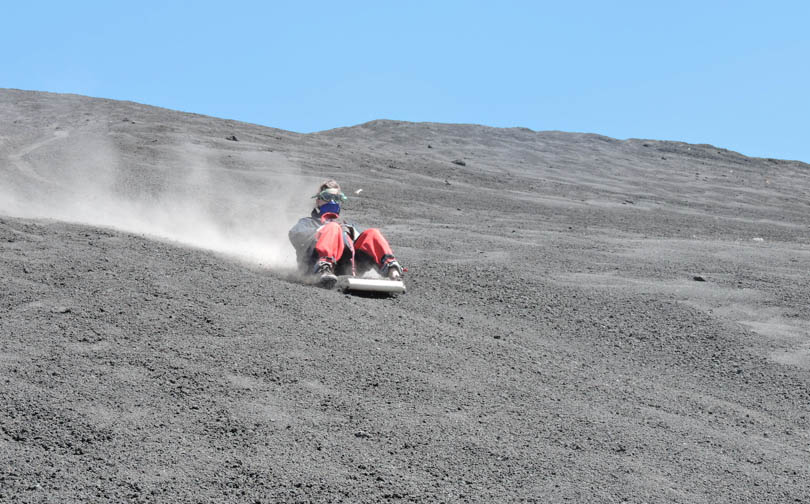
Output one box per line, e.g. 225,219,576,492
6,129,70,184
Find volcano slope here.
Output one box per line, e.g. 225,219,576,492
1,89,810,503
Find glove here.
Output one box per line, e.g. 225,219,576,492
344,225,359,241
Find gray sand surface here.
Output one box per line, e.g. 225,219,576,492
1,89,809,503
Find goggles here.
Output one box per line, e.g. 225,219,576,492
312,189,348,203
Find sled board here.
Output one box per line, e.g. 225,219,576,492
336,275,406,294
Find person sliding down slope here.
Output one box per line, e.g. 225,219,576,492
288,179,404,288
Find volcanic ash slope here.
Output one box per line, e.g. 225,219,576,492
1,89,809,503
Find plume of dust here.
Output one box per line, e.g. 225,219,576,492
0,131,316,269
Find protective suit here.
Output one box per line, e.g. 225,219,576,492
288,189,401,279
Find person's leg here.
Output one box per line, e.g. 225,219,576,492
313,222,345,270
353,228,401,277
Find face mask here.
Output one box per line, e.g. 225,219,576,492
318,201,341,215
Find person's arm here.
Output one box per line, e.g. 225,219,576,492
288,217,319,251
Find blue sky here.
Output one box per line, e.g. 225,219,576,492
3,1,809,162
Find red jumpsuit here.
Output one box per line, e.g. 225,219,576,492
288,210,399,275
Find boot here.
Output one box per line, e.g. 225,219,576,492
385,261,403,281
315,260,337,288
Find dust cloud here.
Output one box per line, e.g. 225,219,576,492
0,131,314,268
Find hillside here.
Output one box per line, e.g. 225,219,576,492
1,89,809,503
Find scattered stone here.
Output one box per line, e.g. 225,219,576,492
354,430,371,438
52,306,71,314
226,135,238,142
452,159,466,166
752,237,764,242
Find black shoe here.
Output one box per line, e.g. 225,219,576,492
385,261,403,281
315,261,337,289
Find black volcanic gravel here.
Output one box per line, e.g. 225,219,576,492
1,89,809,503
